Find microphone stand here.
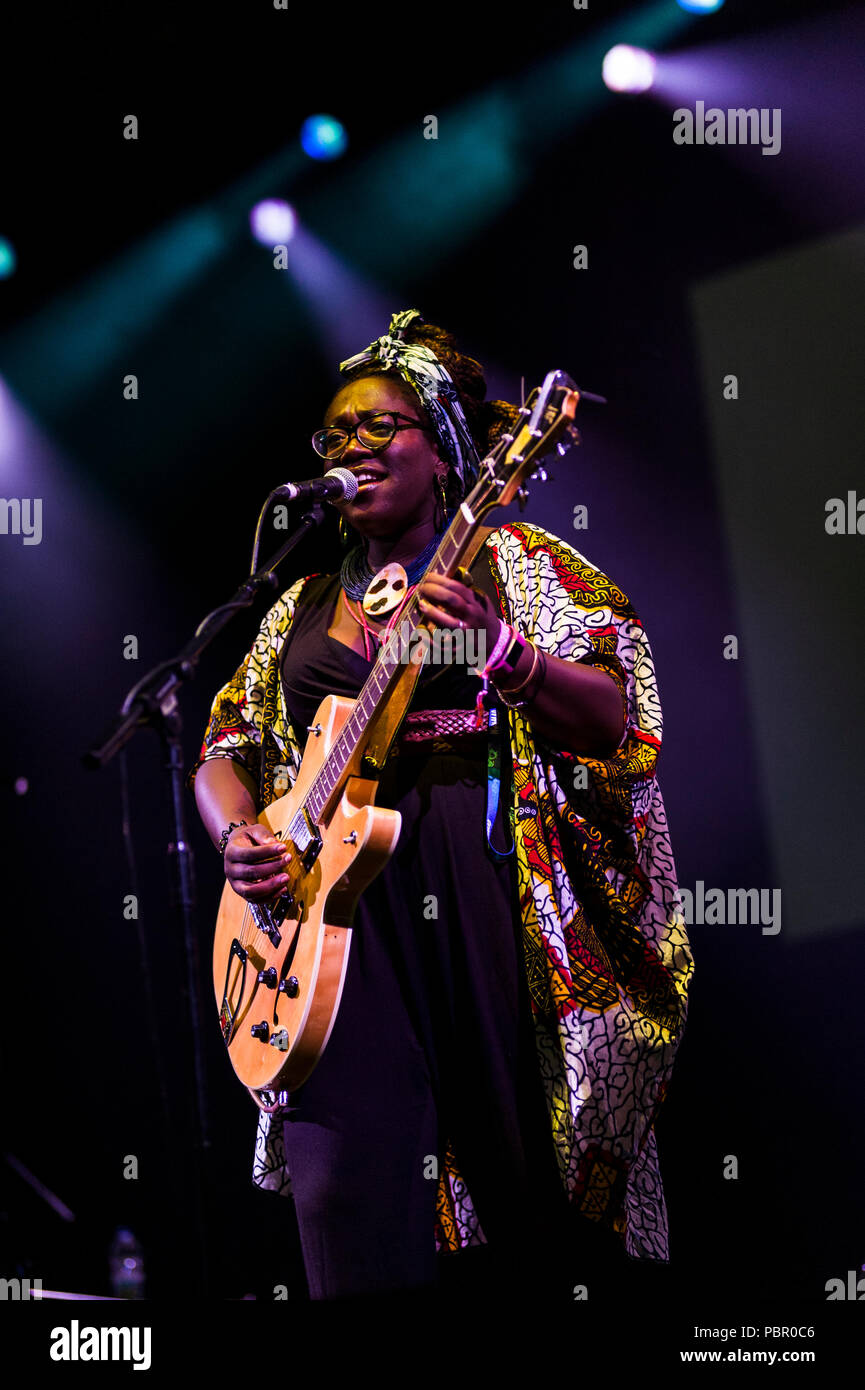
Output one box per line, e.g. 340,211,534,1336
83,502,327,1298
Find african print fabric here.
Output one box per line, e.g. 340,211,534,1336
188,522,694,1261
338,308,481,495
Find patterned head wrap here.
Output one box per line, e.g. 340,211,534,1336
338,309,481,497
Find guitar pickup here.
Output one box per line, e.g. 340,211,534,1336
298,813,322,871
287,808,323,870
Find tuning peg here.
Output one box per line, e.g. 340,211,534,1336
517,486,529,511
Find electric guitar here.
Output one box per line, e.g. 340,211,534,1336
213,370,581,1107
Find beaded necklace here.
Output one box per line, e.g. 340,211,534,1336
338,508,457,660
338,508,457,601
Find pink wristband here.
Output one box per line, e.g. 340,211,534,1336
484,620,513,675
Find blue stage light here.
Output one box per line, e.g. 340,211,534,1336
676,0,725,14
300,115,348,161
0,237,17,278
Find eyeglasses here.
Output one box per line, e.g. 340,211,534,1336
312,411,434,462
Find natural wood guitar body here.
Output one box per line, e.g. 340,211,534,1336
212,693,401,1102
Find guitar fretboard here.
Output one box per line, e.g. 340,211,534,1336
302,508,478,825
280,370,577,850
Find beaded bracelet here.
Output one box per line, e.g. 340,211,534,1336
218,819,248,856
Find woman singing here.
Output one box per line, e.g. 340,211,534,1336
188,309,693,1302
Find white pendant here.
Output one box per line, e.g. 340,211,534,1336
363,562,409,618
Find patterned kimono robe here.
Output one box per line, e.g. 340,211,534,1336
188,521,694,1262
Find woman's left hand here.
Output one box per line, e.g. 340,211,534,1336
417,571,502,659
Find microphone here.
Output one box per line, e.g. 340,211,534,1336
277,467,359,504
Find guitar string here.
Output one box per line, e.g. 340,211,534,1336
234,525,473,961
225,402,559,1040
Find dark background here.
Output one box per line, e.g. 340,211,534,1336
2,0,863,1305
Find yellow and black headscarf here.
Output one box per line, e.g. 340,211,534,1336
338,309,481,497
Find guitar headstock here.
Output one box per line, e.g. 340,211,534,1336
470,370,583,518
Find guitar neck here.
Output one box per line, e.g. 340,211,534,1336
303,504,480,822
287,366,580,829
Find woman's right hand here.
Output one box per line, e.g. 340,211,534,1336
223,822,292,901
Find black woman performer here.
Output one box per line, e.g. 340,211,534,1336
188,309,693,1301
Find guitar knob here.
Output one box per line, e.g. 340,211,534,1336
250,1021,270,1042
257,967,278,989
279,977,299,999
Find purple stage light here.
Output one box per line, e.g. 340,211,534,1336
249,199,296,246
276,223,393,363
650,8,865,226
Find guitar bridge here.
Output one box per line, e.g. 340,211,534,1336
270,892,294,927
249,901,282,949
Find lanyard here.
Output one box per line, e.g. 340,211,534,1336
485,705,515,861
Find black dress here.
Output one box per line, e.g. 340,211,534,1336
275,557,569,1299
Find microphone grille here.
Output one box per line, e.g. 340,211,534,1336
326,466,359,501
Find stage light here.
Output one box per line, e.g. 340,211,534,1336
249,199,296,245
300,115,348,161
278,224,394,361
0,237,17,278
602,45,657,94
676,0,724,12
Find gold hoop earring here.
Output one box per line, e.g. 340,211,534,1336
339,515,354,547
434,473,449,532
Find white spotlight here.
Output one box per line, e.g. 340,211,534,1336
602,45,657,95
249,200,296,246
